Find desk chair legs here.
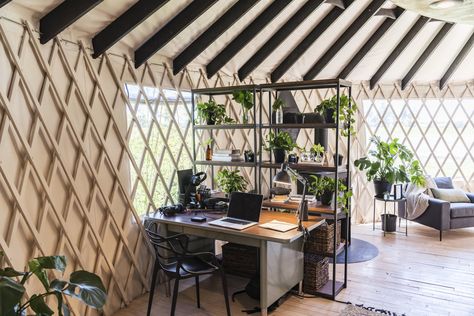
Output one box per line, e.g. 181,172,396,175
195,276,200,308
147,261,160,316
220,270,231,316
170,278,180,316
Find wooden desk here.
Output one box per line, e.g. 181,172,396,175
145,210,325,316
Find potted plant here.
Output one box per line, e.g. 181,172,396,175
232,90,254,124
196,100,234,125
216,169,248,194
354,136,425,198
264,131,298,163
272,98,284,124
314,95,358,136
309,176,352,212
0,253,106,316
311,144,325,164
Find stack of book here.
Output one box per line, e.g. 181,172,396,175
212,149,242,162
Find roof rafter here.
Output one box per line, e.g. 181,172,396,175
238,0,325,81
271,0,355,83
439,31,474,90
173,0,257,76
401,22,453,90
369,15,430,90
40,0,103,44
206,0,292,79
0,0,11,8
339,7,404,79
303,0,385,80
92,0,170,59
135,0,217,69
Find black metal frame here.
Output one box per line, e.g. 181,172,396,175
191,78,352,300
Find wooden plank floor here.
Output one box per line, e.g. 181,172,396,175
115,223,474,316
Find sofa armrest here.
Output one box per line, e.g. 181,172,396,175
465,192,474,203
415,197,450,231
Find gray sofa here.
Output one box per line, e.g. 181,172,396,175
399,177,474,241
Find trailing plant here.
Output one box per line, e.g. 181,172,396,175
196,100,234,125
272,98,284,112
216,169,248,194
354,136,425,186
232,90,254,111
264,131,298,152
309,176,352,213
314,95,358,136
0,252,106,316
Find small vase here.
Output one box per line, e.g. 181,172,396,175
242,109,249,124
275,108,283,124
314,154,323,164
273,149,286,163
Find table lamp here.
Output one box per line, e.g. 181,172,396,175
273,163,309,231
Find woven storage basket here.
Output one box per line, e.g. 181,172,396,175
222,243,258,278
303,254,329,293
305,220,341,254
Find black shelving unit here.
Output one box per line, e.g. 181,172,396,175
191,78,352,300
258,78,351,300
191,85,259,189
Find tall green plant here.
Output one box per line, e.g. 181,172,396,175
315,95,357,136
0,253,106,316
354,136,425,186
216,169,248,194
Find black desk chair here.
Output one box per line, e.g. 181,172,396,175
145,225,231,316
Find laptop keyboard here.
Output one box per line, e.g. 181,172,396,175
221,218,252,225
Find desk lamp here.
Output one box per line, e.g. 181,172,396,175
273,163,309,231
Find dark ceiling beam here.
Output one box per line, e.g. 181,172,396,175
206,0,292,79
369,15,430,90
135,0,217,69
401,23,453,90
271,1,354,83
339,8,404,79
92,0,169,59
173,0,256,76
238,0,325,81
303,0,385,80
40,0,103,44
439,31,474,90
375,8,397,19
0,0,11,8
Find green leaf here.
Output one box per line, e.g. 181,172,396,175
28,256,67,290
0,268,26,278
65,271,107,309
29,294,54,316
0,277,25,316
50,279,68,292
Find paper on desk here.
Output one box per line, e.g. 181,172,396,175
259,220,298,232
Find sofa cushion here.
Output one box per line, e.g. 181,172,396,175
434,177,454,189
450,203,474,218
431,188,470,203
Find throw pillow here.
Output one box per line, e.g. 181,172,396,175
424,175,438,197
431,188,470,203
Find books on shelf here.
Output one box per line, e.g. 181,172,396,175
289,195,316,203
212,149,242,162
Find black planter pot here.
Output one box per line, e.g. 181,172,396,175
206,117,216,125
302,112,324,124
273,149,286,164
381,214,397,232
244,151,255,162
333,154,343,166
373,180,392,197
320,191,333,206
324,109,335,124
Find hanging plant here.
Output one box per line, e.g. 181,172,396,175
315,95,358,136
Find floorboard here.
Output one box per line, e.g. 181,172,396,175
115,223,474,316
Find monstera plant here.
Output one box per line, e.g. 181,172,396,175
0,252,107,316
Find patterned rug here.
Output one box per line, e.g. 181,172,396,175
339,304,407,316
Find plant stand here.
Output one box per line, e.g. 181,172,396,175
373,195,407,236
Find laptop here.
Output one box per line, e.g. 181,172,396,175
209,192,263,230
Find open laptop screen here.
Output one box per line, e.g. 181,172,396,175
227,192,263,222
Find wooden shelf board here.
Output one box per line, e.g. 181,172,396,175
194,124,256,130
261,123,337,129
194,160,257,167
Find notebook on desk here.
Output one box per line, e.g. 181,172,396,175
209,192,263,230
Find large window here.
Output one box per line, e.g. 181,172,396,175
362,98,474,186
125,83,193,215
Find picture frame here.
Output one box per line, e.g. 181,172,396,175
394,184,403,199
